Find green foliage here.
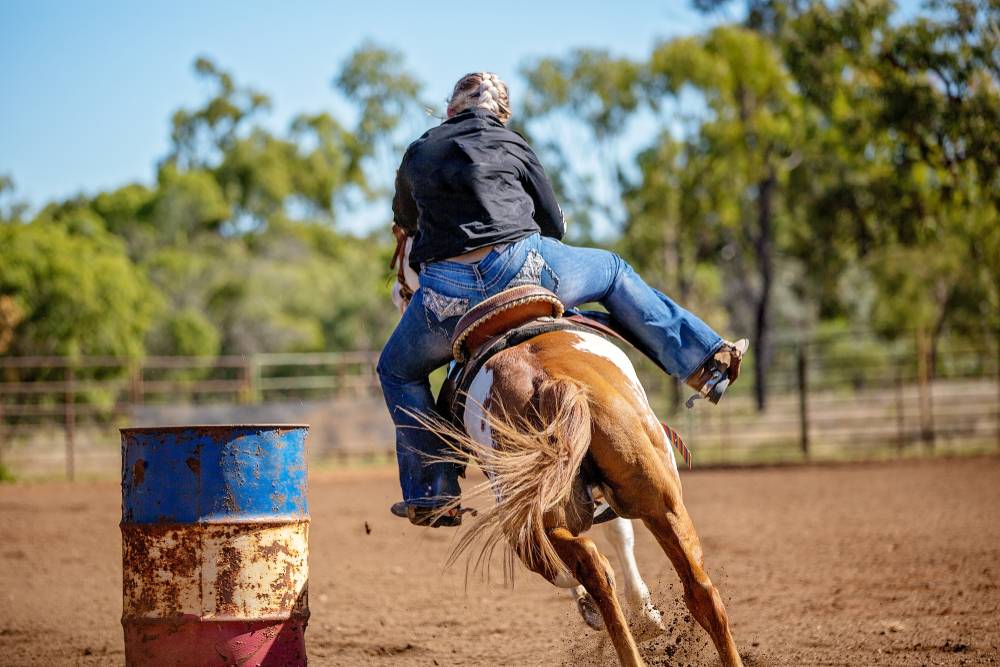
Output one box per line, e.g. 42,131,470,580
0,463,14,483
523,49,643,139
335,42,424,147
2,6,995,415
0,43,422,361
168,56,272,169
522,0,998,409
813,318,891,390
0,175,29,224
153,165,231,239
0,220,155,358
158,308,221,358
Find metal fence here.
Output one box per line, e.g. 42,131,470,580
638,330,1000,464
1,330,998,479
0,352,381,479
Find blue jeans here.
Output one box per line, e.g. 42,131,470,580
376,233,722,507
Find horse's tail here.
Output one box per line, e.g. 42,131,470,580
419,376,591,582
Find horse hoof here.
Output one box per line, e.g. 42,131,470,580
631,602,667,642
576,593,605,631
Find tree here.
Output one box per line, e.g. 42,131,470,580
778,0,1000,373
523,28,808,410
522,1,998,409
0,220,155,359
519,49,645,240
645,27,808,410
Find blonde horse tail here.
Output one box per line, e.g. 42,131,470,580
419,376,591,582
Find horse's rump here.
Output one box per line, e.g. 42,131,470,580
425,328,671,581
428,365,592,582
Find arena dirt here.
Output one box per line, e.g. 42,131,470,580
1,457,998,666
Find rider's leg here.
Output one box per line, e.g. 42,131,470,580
377,287,461,511
534,235,724,380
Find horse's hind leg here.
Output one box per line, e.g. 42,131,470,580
547,527,645,667
642,507,742,667
571,585,605,630
602,518,664,639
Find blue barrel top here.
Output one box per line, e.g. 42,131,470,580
121,424,309,523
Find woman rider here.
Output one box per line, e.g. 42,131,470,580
379,72,747,527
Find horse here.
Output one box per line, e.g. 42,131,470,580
389,235,742,666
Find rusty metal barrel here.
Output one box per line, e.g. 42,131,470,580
121,425,310,666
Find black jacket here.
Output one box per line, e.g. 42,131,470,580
393,108,564,270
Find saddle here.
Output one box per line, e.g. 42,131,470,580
436,286,627,423
451,285,564,361
436,285,632,525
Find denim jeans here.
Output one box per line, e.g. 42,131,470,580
376,233,722,507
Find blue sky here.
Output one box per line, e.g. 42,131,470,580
0,1,727,209
1,1,922,217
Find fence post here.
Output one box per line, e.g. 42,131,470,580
129,362,143,406
895,369,906,453
0,400,5,470
915,329,935,450
65,365,76,481
996,330,999,451
239,357,259,405
797,343,809,459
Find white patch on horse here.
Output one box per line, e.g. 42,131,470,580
464,366,505,503
567,332,649,406
602,518,665,637
463,366,494,449
391,282,407,313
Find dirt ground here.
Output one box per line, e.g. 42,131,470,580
1,457,998,666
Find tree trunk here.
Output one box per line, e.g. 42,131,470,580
752,168,776,412
663,219,684,412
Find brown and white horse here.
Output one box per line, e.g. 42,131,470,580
391,239,742,667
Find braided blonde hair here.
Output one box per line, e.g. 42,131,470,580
446,72,511,124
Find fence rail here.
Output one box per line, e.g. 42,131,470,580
1,330,998,479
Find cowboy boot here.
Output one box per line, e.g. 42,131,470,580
389,501,465,527
685,339,749,406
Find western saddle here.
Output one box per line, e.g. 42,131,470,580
438,285,629,422
450,285,564,362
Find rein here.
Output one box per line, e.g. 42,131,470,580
390,224,414,303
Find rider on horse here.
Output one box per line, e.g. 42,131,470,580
378,72,747,527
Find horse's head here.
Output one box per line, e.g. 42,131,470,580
390,226,420,314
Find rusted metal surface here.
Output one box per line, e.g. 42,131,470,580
121,424,309,666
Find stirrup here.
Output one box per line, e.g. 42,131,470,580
685,338,749,408
686,375,731,408
390,501,472,527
